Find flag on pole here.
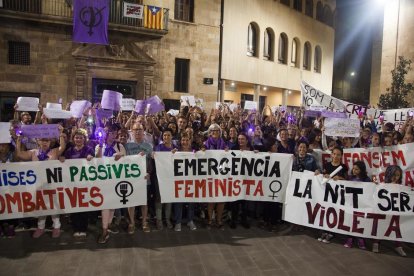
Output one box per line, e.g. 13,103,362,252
73,0,109,45
123,2,144,19
144,5,164,30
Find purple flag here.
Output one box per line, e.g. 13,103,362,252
73,0,109,45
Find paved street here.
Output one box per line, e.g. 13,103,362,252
0,219,413,276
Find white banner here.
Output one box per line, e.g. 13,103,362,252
0,156,147,220
312,143,414,187
324,117,360,137
301,81,414,131
284,171,414,243
123,2,143,19
155,150,293,203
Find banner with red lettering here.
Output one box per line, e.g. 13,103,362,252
312,143,414,187
284,171,414,243
155,150,293,203
0,156,147,220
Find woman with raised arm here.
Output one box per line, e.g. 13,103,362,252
15,126,66,239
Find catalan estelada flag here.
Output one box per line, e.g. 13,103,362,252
144,5,163,29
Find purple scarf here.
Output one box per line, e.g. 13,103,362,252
37,149,50,161
204,137,226,150
104,143,117,157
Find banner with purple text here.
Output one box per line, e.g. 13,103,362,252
0,156,146,220
155,150,293,203
284,171,414,243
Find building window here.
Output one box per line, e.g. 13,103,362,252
8,41,30,65
323,5,333,27
316,1,323,22
263,28,274,61
174,0,194,22
278,33,288,64
174,58,190,93
293,0,302,12
314,45,322,73
247,22,259,57
303,42,311,70
291,38,300,67
280,0,290,7
305,0,313,17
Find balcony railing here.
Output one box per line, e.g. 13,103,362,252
1,0,169,32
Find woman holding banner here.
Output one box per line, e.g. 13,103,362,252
172,133,197,231
372,165,407,257
15,126,66,238
318,146,348,244
204,123,227,229
154,129,176,230
95,124,126,244
61,128,95,238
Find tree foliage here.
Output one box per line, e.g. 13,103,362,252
378,56,414,109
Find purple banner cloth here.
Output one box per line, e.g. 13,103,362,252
304,110,321,118
73,0,109,45
20,124,60,139
321,110,348,119
101,90,122,111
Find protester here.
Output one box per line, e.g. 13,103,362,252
15,126,66,238
61,128,95,238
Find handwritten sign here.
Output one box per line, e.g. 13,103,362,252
167,109,179,116
20,124,60,139
101,90,122,111
16,97,39,112
70,100,92,118
0,122,11,143
121,98,136,111
324,117,360,137
43,108,72,119
244,100,257,110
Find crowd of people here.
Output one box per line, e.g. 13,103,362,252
0,100,413,257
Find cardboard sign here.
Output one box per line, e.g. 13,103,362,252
324,117,360,137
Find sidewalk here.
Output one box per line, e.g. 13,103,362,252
0,221,413,276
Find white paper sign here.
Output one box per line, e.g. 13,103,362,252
46,103,62,110
244,100,257,110
16,97,39,112
101,90,122,111
43,108,73,119
167,109,179,116
0,122,11,144
70,100,92,118
181,95,196,107
324,117,360,137
121,98,136,111
229,103,238,112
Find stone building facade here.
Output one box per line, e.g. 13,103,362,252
0,0,220,121
370,0,414,106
